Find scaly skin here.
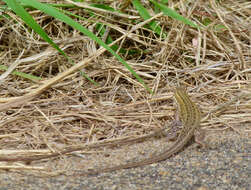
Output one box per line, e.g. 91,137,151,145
73,87,201,175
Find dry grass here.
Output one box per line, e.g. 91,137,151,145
0,0,250,176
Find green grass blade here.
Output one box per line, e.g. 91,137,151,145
91,3,116,11
18,0,151,93
132,0,166,38
150,0,199,28
2,0,68,59
0,65,41,81
2,0,98,84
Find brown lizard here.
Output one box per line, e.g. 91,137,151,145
0,87,202,175
72,87,202,175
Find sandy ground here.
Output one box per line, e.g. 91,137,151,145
0,131,250,190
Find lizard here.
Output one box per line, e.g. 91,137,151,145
71,87,203,175
0,87,203,175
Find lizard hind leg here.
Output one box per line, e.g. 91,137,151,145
194,129,206,148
